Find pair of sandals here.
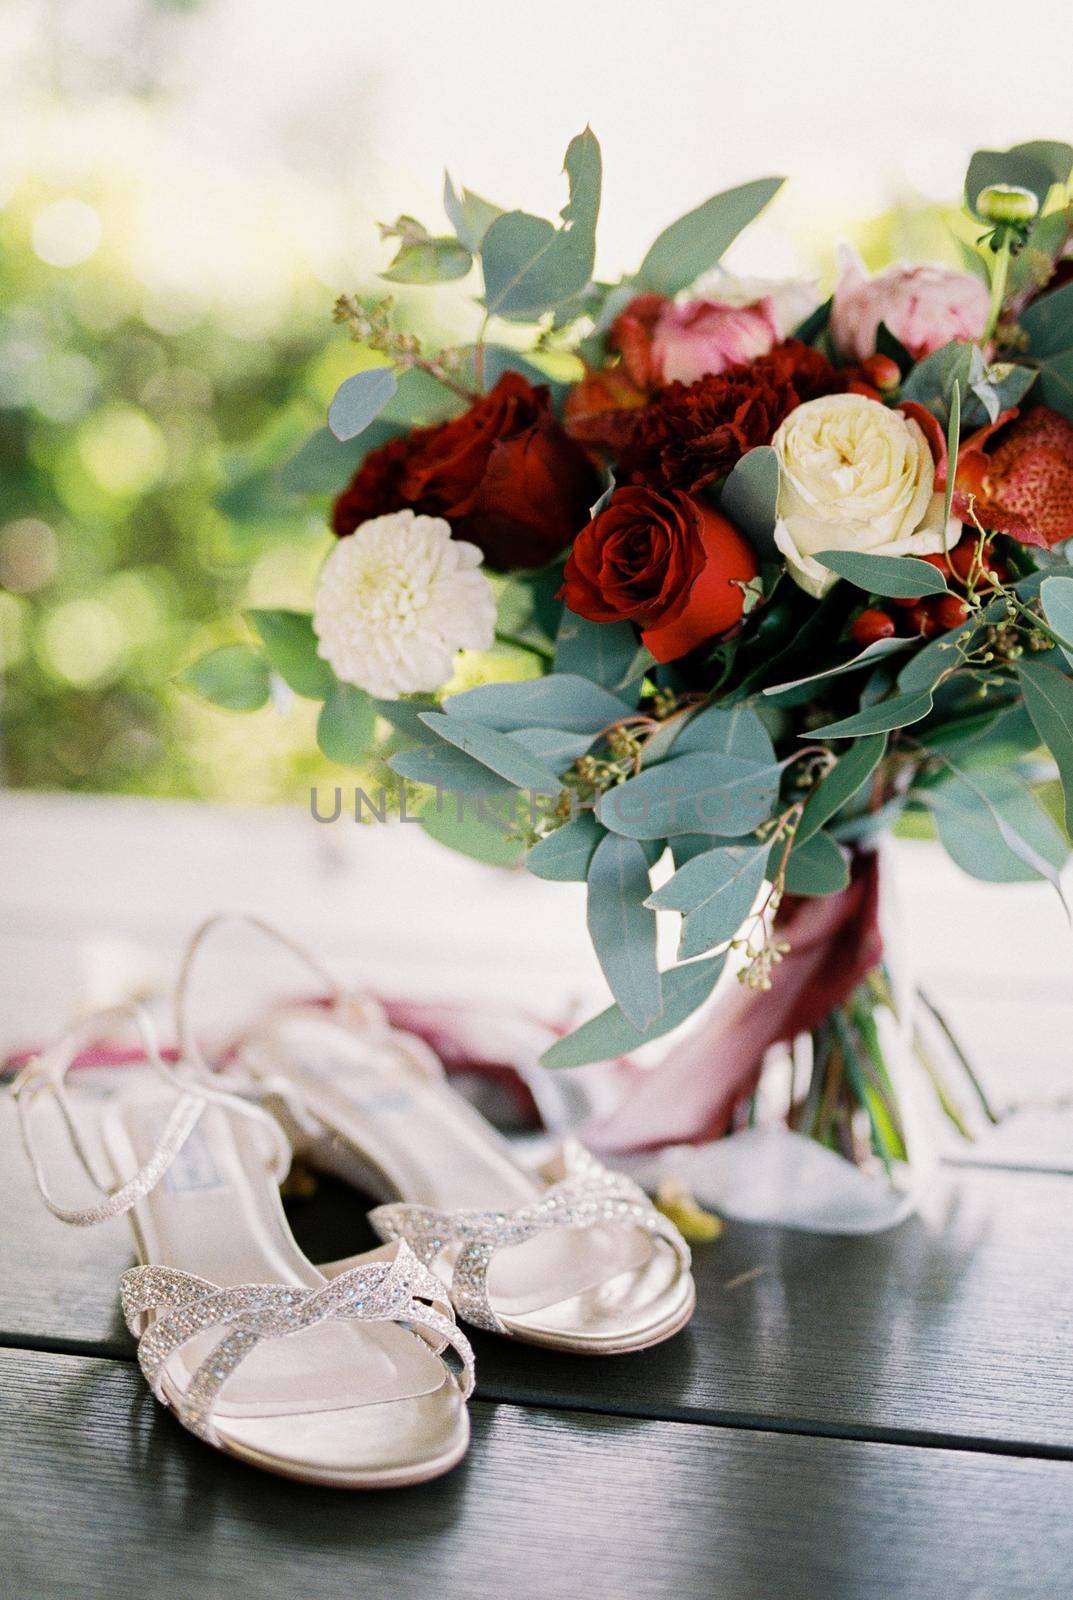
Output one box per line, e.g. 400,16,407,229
13,916,695,1488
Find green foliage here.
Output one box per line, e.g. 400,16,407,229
443,175,503,252
540,954,726,1068
527,811,605,880
554,610,640,692
316,682,376,766
796,735,887,845
586,832,661,1031
247,610,333,699
923,764,1069,887
596,750,780,840
809,689,935,739
481,129,602,321
965,145,1066,216
443,673,632,733
637,177,784,296
816,551,950,599
1017,659,1073,832
418,711,563,793
1041,577,1073,669
327,366,398,441
180,646,271,712
719,447,780,559
647,840,769,960
783,830,850,896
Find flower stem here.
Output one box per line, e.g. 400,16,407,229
984,231,1012,343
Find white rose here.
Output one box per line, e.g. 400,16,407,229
313,509,496,699
771,393,960,599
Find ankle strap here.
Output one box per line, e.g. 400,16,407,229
174,913,385,1076
12,1004,290,1228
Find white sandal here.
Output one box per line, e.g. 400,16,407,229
13,1005,474,1487
178,916,696,1355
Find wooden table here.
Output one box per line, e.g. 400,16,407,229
2,793,1072,1599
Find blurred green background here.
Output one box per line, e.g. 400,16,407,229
0,0,989,807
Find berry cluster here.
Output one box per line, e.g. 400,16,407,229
849,537,1008,646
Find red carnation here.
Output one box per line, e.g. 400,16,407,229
331,372,601,570
616,340,842,492
560,485,758,662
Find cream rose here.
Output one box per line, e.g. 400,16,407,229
771,393,959,598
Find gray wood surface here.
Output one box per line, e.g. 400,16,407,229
4,1349,1072,1600
4,1094,1071,1456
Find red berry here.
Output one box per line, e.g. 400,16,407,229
888,594,921,609
920,551,953,579
904,601,941,638
934,594,971,631
948,537,992,584
847,379,883,401
862,354,901,391
851,607,896,646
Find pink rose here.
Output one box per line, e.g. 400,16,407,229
830,246,990,363
650,297,781,384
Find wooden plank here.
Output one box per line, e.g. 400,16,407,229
4,1349,1071,1600
3,1095,1072,1454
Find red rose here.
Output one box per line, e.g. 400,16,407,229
616,340,842,492
332,432,417,536
332,372,601,570
560,485,758,662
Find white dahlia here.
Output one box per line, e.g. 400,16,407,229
312,510,496,699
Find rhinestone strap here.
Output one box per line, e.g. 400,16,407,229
119,1241,475,1443
12,1004,291,1228
370,1140,691,1335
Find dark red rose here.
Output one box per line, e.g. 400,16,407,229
332,432,419,536
331,372,601,569
559,485,758,662
615,340,843,492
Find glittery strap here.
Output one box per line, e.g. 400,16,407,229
120,1241,475,1444
12,1005,291,1228
370,1139,691,1335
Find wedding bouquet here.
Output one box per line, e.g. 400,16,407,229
187,132,1073,1190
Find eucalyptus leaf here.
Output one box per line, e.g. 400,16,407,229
1035,348,1073,423
673,703,775,764
327,366,398,442
381,366,466,426
1017,658,1073,832
381,235,472,284
763,637,911,699
586,832,662,1032
943,378,960,533
1041,576,1073,669
784,830,850,896
540,954,726,1068
316,682,376,766
796,734,887,845
419,713,563,794
637,177,784,297
420,792,526,867
444,673,632,734
647,840,769,960
597,751,780,839
508,726,595,770
443,174,503,251
246,609,334,700
179,645,270,712
389,743,517,799
527,811,605,881
719,447,780,560
481,129,601,321
278,423,399,496
808,689,934,739
554,610,641,692
1021,282,1073,360
816,550,949,599
371,697,438,744
923,764,1068,889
